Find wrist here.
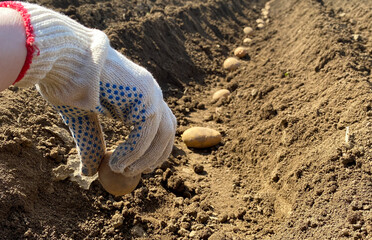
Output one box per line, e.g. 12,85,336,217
0,7,27,91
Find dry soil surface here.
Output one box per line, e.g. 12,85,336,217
0,0,371,239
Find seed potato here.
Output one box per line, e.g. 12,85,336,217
223,57,240,71
243,26,254,35
212,89,230,101
243,38,252,45
182,127,222,148
234,46,248,58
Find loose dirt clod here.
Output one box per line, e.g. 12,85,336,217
111,212,124,228
223,57,241,71
182,127,222,148
52,165,73,181
212,89,230,101
233,47,248,58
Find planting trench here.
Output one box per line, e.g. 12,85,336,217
0,0,371,239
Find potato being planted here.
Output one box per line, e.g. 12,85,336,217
98,151,141,196
182,127,222,148
234,47,248,58
212,89,230,101
243,26,253,35
223,57,240,71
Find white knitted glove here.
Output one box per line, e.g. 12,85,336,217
98,48,177,176
3,1,177,176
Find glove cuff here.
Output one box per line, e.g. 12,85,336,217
4,2,109,110
0,1,37,85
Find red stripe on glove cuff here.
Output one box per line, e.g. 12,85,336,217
0,1,38,85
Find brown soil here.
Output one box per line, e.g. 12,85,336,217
0,0,371,239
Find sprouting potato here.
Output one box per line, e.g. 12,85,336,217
182,127,222,148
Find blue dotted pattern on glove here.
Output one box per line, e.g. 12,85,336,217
55,106,105,176
97,81,149,166
54,82,150,175
96,82,146,121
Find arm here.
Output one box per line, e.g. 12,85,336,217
3,1,177,183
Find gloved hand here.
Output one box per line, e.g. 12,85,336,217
1,1,177,177
99,48,177,176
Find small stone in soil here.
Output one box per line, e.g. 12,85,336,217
131,224,146,237
219,213,228,223
193,164,204,174
196,212,209,224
